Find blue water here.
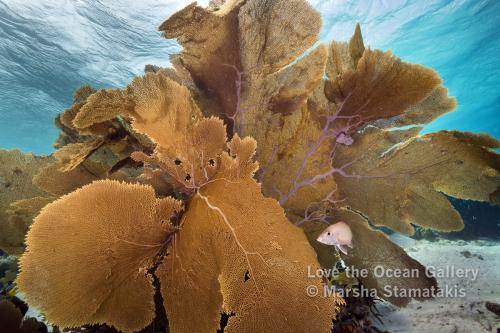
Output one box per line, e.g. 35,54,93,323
0,0,499,155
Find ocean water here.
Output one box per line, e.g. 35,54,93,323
0,0,499,155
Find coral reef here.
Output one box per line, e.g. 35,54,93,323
0,150,53,254
0,0,497,331
17,71,342,331
157,0,499,307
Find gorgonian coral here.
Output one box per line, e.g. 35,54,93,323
16,62,342,332
18,180,182,332
156,0,499,306
0,150,53,254
1,0,498,331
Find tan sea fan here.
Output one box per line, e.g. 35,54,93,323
0,150,53,254
72,89,135,129
53,139,105,172
159,176,342,332
32,160,108,196
128,71,229,191
17,180,182,332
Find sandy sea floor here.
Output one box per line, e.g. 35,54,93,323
374,238,500,333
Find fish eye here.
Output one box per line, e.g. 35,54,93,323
327,232,330,235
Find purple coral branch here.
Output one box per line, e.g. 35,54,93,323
222,64,247,135
256,143,280,183
295,188,346,226
279,93,357,205
278,91,433,227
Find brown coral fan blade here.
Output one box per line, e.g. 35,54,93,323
324,24,450,131
59,85,97,129
7,197,55,219
190,117,228,162
73,84,97,104
258,111,338,213
17,180,182,333
242,43,329,161
129,71,230,190
32,160,107,196
232,45,332,213
159,2,242,120
307,209,437,307
268,44,328,116
159,0,322,124
3,197,55,255
159,178,342,333
0,150,53,254
219,134,259,180
238,0,321,74
237,1,324,139
348,23,365,67
333,127,500,235
373,86,457,128
73,89,135,129
129,70,202,149
60,102,84,130
325,47,443,132
53,139,105,172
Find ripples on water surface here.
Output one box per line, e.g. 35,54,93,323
0,0,499,154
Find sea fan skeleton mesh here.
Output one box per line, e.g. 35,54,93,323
17,180,182,332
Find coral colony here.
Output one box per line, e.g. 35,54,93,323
0,0,498,332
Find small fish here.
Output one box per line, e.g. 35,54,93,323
316,222,353,255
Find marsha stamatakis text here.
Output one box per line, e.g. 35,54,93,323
306,284,467,299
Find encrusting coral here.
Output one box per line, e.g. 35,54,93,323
4,0,499,331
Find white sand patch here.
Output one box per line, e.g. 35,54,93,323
374,239,500,333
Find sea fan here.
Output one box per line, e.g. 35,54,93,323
16,72,342,331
